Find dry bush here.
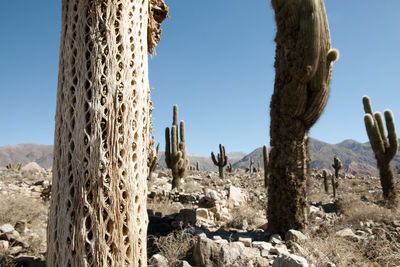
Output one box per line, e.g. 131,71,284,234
226,205,260,229
301,234,371,266
147,197,192,217
182,180,201,194
0,194,48,228
151,228,195,266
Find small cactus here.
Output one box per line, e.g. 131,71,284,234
249,158,254,174
148,142,160,181
322,169,329,194
263,145,269,187
6,163,22,171
165,105,188,191
226,163,233,173
211,144,228,178
196,161,200,171
331,156,341,198
363,95,398,204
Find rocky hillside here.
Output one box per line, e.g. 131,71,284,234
2,139,400,176
233,138,400,176
0,144,53,169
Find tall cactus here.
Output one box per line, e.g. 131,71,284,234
268,0,339,234
211,144,228,178
263,145,269,187
331,156,341,198
322,169,329,194
165,105,188,191
363,95,398,204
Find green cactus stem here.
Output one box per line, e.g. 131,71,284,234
322,169,329,194
196,161,200,171
165,105,188,191
268,0,339,234
249,158,254,174
211,144,228,178
363,95,398,205
148,142,160,181
226,163,233,173
263,145,269,187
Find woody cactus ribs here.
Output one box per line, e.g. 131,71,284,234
211,144,228,178
268,0,339,234
165,105,188,191
363,95,398,205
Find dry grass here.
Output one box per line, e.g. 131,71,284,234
225,205,260,229
151,227,195,266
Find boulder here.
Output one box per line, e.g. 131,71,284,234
149,254,169,267
191,236,220,267
21,162,44,172
0,223,14,234
228,186,246,208
272,254,309,267
219,241,246,266
286,229,308,244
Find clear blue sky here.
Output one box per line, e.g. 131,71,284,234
0,1,399,155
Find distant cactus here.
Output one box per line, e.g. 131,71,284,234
363,95,398,204
263,145,269,187
322,169,329,194
211,144,228,178
196,161,200,171
148,141,160,181
226,163,233,173
331,156,341,198
249,158,254,174
6,163,22,171
165,105,188,191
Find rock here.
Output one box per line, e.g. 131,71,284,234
238,237,252,247
291,242,309,258
0,223,14,234
212,235,222,241
219,241,246,266
21,162,44,172
269,234,282,245
269,244,289,255
252,241,273,251
272,254,309,267
175,260,192,267
196,208,209,220
149,254,169,267
9,245,23,255
286,229,308,244
335,228,361,242
228,186,246,208
175,209,196,227
192,236,220,267
0,240,9,250
158,171,169,178
14,220,27,233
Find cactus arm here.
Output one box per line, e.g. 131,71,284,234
362,95,373,115
180,121,185,143
165,127,172,168
364,114,386,157
171,125,178,157
211,152,218,165
374,112,387,145
173,104,178,126
385,109,398,159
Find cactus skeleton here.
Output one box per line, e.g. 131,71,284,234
211,144,228,178
363,95,398,204
165,105,188,191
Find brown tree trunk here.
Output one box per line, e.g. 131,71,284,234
47,1,151,266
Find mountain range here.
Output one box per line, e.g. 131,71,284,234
2,139,400,176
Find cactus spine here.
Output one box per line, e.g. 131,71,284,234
363,95,398,204
211,144,228,178
165,105,188,191
268,0,339,234
331,156,341,198
263,145,269,187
